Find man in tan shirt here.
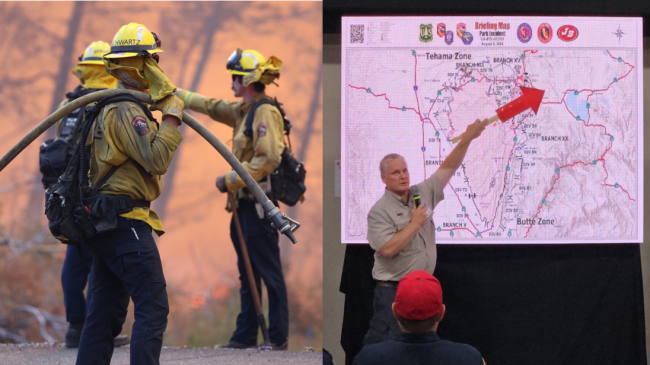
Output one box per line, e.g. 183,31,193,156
363,120,486,346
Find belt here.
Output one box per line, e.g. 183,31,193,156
83,195,151,215
236,180,273,202
376,280,399,288
237,187,256,201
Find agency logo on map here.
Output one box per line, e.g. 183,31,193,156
537,23,553,43
419,23,433,42
461,31,474,45
444,30,454,45
517,23,532,43
437,23,446,37
557,25,579,42
456,23,466,38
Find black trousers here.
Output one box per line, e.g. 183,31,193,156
340,244,376,365
76,217,169,365
362,286,400,347
61,243,94,323
229,199,289,345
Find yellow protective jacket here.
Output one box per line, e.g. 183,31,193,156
88,96,183,235
177,90,285,194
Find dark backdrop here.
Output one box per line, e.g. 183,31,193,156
330,2,647,364
340,244,646,365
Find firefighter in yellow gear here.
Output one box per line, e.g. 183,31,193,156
176,49,289,350
75,23,184,365
40,40,130,349
43,41,118,188
55,41,118,139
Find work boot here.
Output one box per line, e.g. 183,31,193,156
267,341,288,351
113,334,130,347
65,321,85,348
221,340,257,349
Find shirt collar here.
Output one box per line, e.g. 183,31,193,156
384,188,410,206
241,92,270,115
393,331,441,343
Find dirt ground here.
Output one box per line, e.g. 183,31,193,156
0,343,323,365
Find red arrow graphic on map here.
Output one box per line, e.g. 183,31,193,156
451,86,545,143
496,86,545,121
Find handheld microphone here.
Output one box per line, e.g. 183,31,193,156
411,185,421,208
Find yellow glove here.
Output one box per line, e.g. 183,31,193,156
150,94,184,123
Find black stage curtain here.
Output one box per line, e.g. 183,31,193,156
339,244,646,365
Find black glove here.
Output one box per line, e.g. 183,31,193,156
216,175,227,193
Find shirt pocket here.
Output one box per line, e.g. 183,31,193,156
394,212,410,231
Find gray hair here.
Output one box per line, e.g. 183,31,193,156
379,153,405,176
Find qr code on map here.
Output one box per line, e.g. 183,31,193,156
350,25,364,44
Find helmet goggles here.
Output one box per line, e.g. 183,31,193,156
226,48,256,73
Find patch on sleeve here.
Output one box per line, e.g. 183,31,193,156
131,116,150,136
257,123,267,138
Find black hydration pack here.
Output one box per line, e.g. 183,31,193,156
45,93,155,246
244,98,306,206
39,86,98,189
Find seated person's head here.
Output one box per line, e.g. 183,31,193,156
392,270,446,334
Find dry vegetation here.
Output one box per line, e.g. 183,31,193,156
0,215,322,351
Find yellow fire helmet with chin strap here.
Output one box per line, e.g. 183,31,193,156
104,22,163,59
226,48,282,87
71,41,117,89
101,22,177,103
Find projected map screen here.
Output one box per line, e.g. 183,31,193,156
341,16,643,244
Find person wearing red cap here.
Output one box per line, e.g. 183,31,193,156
363,120,485,347
354,270,485,365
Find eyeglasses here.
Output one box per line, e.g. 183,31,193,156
226,48,243,71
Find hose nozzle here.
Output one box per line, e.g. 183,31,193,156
262,201,300,244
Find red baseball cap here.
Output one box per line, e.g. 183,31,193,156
394,270,443,320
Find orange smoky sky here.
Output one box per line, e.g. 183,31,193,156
0,1,322,303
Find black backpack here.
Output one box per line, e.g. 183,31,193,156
39,86,98,189
44,94,156,246
244,98,306,206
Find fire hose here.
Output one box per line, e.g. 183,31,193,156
0,89,300,243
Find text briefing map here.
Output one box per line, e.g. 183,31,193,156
341,17,643,243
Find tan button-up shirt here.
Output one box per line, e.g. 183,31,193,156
367,174,445,281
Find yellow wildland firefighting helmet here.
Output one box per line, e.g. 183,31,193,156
227,49,267,76
78,41,112,65
226,48,282,86
104,22,163,59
